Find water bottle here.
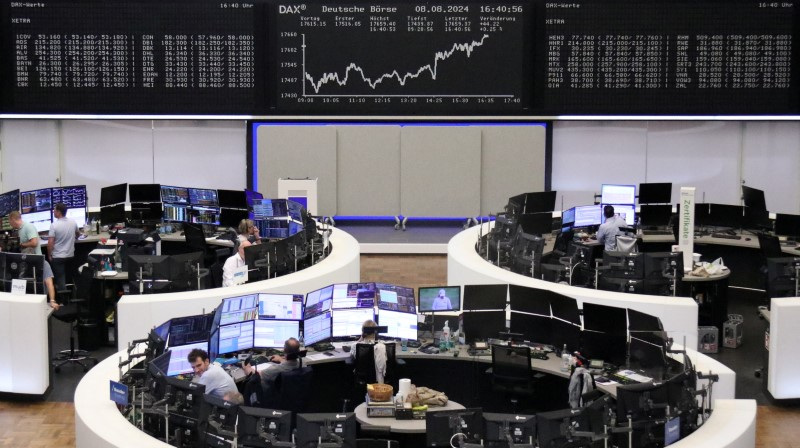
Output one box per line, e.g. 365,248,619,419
561,344,570,372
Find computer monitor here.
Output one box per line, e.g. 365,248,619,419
582,302,627,335
462,311,506,342
375,283,416,313
766,257,800,298
218,294,259,326
537,408,594,448
245,189,263,207
100,203,126,225
602,204,636,226
418,286,461,313
628,309,664,333
706,204,744,229
20,188,52,214
602,251,646,279
188,188,218,207
167,313,213,347
160,185,189,204
154,320,171,341
166,341,208,376
775,213,800,238
201,394,240,434
332,308,375,339
288,200,304,222
128,184,162,203
742,185,767,211
216,190,247,209
21,210,52,232
127,254,172,293
644,252,684,280
0,189,19,218
378,309,418,341
331,282,376,309
509,311,552,346
616,381,670,420
252,199,289,219
303,311,332,346
258,293,304,320
163,203,189,222
257,219,289,239
561,207,576,229
189,205,220,225
51,185,87,210
65,207,87,228
508,284,550,316
482,412,536,446
574,204,602,228
426,408,483,447
601,184,636,205
254,320,300,348
551,319,581,352
517,212,553,236
638,204,672,228
580,329,627,367
4,253,44,291
463,284,507,311
548,291,581,325
237,407,293,446
629,335,667,373
243,242,274,281
219,208,250,228
100,183,127,207
168,251,205,292
217,321,255,355
130,202,163,223
295,413,356,448
523,191,557,213
304,285,333,319
638,182,672,204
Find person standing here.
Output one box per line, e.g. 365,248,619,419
9,210,42,255
48,203,79,291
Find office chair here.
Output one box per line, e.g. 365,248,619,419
615,227,638,253
183,223,227,286
354,342,401,390
52,267,99,372
490,345,537,414
758,233,785,295
272,366,313,427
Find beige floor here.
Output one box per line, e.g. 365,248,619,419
1,254,795,447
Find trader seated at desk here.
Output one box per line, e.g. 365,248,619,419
222,239,250,287
188,348,243,403
597,205,627,251
351,320,387,384
259,337,303,394
237,219,261,245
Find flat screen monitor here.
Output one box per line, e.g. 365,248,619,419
303,311,332,346
154,320,171,341
21,210,52,232
257,219,289,239
426,409,483,447
100,183,127,207
629,336,667,372
296,413,356,448
775,213,800,238
376,283,416,313
601,184,636,205
418,286,461,313
219,294,259,326
462,311,506,342
217,190,248,209
254,320,300,348
706,204,744,228
258,293,304,320
523,191,557,213
582,302,627,335
245,189,263,207
163,203,188,222
188,188,218,207
644,252,684,281
463,284,506,311
638,182,672,204
628,309,664,333
167,313,213,347
616,381,670,420
742,185,767,211
169,251,205,292
332,308,375,338
4,253,44,289
51,185,87,209
65,207,87,228
20,188,52,214
547,291,580,325
238,407,293,445
561,207,576,227
602,251,646,279
537,408,595,448
602,204,636,226
166,341,208,376
190,205,220,225
252,199,289,219
551,319,581,352
219,208,250,228
574,205,602,228
160,185,189,204
331,283,376,309
638,204,672,228
378,309,418,341
483,413,536,446
288,200,304,222
128,184,162,203
100,203,126,225
217,321,255,355
580,330,627,367
0,189,19,218
508,284,550,316
510,311,552,346
130,202,163,222
517,212,553,236
304,285,333,319
744,207,770,229
127,254,171,291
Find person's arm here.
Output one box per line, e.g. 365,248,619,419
596,225,607,245
44,277,59,310
20,236,39,250
47,237,54,261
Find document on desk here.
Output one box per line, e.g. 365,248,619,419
89,248,116,256
616,370,653,383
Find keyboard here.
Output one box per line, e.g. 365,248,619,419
467,349,491,357
711,233,741,240
609,372,640,385
643,230,673,236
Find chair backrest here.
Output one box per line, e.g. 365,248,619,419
355,343,378,384
758,233,783,259
183,223,208,251
615,235,638,253
491,345,532,381
275,366,313,413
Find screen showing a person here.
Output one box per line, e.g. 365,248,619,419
332,308,375,338
574,205,602,228
601,184,636,205
161,185,189,204
188,188,219,207
602,204,636,226
418,286,461,313
219,294,259,326
332,283,376,309
305,285,333,319
379,309,418,341
304,311,332,345
253,320,300,348
258,293,304,320
376,283,416,313
218,321,254,355
166,341,208,376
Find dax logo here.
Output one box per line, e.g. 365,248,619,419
279,4,306,13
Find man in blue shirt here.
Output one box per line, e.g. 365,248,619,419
47,202,80,292
188,348,243,403
596,205,627,251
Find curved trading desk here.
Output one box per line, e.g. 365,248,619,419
116,227,360,350
75,342,751,448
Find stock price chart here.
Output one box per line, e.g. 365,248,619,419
273,1,532,114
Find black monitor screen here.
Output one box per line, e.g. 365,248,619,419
463,284,507,311
127,254,171,281
742,185,767,211
51,185,87,209
426,409,483,447
100,203,126,225
551,319,581,352
638,204,672,227
582,303,627,335
188,188,218,207
5,253,44,289
517,212,553,236
376,283,416,313
707,204,743,228
128,184,162,203
510,311,552,346
462,311,506,342
218,190,248,209
775,213,800,238
508,284,550,316
100,183,127,207
154,320,171,341
295,413,356,448
537,408,594,448
580,330,627,367
629,336,667,373
523,191,557,214
20,188,52,214
418,286,461,313
219,208,250,228
616,381,669,421
547,291,580,325
638,183,672,204
0,190,19,218
483,413,536,445
238,407,293,445
160,185,189,204
169,251,205,292
644,252,684,281
627,309,663,333
130,202,163,222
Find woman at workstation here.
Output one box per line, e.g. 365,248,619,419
237,219,261,244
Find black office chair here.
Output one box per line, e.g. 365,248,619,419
52,267,99,372
758,233,785,295
272,366,313,427
353,342,401,392
490,345,537,414
183,223,228,286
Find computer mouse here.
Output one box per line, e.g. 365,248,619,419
590,235,597,240
342,345,351,353
745,238,751,241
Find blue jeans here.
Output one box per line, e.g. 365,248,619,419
51,257,73,292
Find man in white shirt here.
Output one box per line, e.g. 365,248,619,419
222,239,250,287
48,202,80,291
596,205,627,251
188,348,242,403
